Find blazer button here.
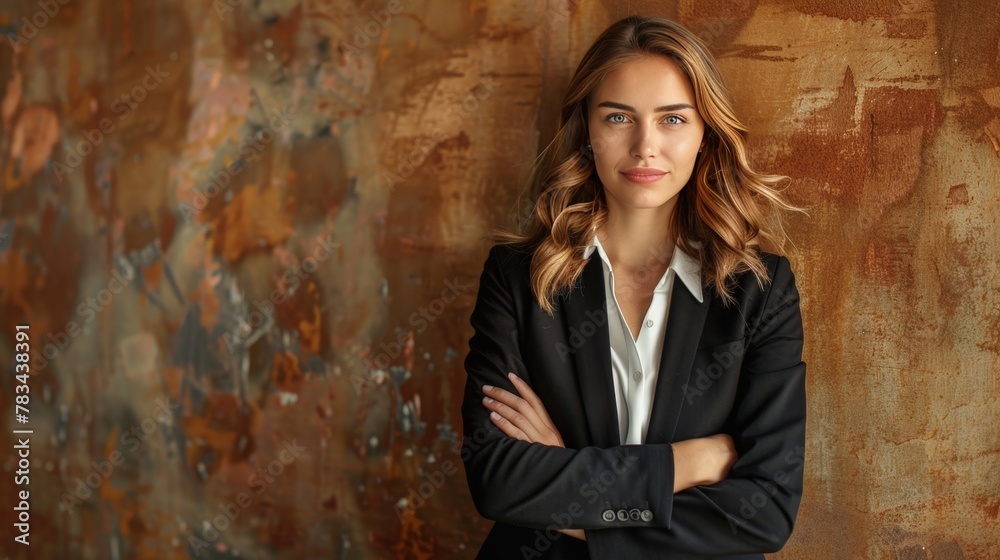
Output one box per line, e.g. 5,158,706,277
629,508,641,521
616,509,629,522
602,510,615,522
640,509,653,522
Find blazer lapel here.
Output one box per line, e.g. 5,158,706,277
560,255,620,448
645,284,711,444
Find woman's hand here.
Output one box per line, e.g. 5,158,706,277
671,433,738,492
482,372,565,447
482,373,585,541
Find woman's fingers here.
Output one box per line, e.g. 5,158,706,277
482,391,545,443
507,373,558,430
483,385,546,437
507,373,564,446
486,408,530,442
481,374,565,447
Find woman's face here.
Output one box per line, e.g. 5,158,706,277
587,55,706,214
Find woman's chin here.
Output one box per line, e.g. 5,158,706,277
607,190,681,211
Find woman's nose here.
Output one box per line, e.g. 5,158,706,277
630,123,656,159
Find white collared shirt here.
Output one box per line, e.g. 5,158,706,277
582,235,704,444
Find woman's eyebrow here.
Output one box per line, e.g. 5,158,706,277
595,100,695,112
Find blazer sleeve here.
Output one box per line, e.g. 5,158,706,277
584,255,807,557
461,245,680,529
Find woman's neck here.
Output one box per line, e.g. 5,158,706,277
597,203,677,272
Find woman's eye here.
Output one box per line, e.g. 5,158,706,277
664,115,684,125
607,113,628,124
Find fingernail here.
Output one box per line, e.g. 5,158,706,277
508,372,518,380
483,385,494,392
490,411,501,420
482,396,493,404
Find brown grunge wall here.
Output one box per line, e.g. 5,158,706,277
0,0,997,558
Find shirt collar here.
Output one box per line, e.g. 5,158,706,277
582,235,704,303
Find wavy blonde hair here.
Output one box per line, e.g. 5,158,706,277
493,15,800,316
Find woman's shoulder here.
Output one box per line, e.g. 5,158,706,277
728,248,799,307
758,249,796,284
471,241,536,292
483,241,536,271
756,249,790,277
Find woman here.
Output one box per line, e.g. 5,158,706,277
461,15,806,560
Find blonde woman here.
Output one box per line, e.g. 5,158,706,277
461,15,806,560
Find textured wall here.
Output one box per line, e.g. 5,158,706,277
0,0,997,558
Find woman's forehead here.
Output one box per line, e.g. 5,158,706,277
590,56,697,110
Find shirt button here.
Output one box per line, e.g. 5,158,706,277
646,319,653,327
633,371,642,382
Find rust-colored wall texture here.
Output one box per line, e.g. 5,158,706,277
0,0,997,558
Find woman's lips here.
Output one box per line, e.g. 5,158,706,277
621,171,666,184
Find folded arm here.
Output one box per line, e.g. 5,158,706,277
481,372,738,541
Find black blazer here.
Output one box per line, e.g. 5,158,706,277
461,242,806,559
